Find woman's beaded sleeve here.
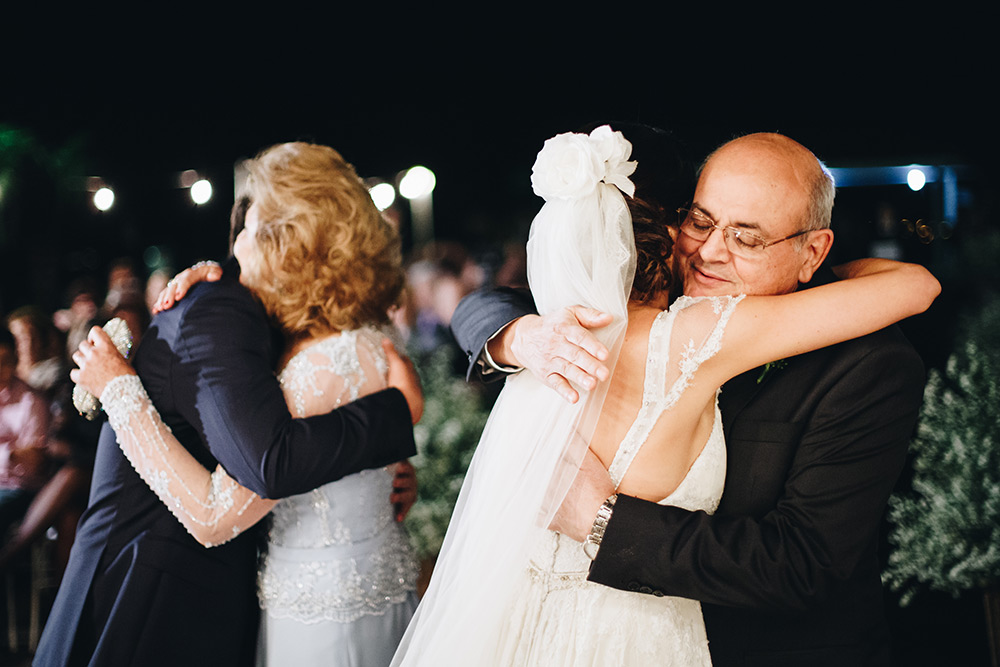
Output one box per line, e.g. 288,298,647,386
101,373,276,547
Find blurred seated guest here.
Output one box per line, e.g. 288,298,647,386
54,277,101,359
401,242,484,354
102,257,143,316
6,307,70,422
0,460,89,575
0,327,51,539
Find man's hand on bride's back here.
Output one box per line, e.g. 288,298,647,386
501,307,612,404
152,261,223,314
383,340,423,424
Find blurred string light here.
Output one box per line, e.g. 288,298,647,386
180,169,213,205
906,168,927,192
399,166,436,200
94,187,115,211
369,182,396,211
190,179,213,205
86,176,115,212
398,166,437,247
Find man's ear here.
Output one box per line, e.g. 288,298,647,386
797,229,834,284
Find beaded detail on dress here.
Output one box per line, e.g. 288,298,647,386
102,374,262,546
260,328,418,624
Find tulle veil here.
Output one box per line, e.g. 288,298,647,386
391,126,638,665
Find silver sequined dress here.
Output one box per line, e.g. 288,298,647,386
256,329,418,666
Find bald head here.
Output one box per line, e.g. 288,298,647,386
702,133,835,233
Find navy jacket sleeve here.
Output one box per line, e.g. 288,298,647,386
450,287,535,381
588,327,924,611
169,280,416,499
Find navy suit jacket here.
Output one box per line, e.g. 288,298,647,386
36,268,416,667
450,269,924,667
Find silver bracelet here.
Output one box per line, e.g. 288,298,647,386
583,493,618,560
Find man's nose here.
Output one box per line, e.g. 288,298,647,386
697,226,732,263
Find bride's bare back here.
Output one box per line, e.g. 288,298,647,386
590,301,731,502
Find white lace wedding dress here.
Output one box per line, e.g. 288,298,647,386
493,295,738,666
100,327,418,667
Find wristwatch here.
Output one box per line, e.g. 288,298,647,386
583,493,618,560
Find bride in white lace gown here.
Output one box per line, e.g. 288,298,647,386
73,142,419,667
390,126,938,665
495,295,737,666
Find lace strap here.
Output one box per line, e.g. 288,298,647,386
607,310,673,487
605,295,744,489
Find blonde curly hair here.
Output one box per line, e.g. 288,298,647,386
241,142,403,338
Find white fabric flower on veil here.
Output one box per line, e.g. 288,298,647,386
530,125,637,202
589,125,637,197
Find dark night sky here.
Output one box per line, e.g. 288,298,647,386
1,33,994,312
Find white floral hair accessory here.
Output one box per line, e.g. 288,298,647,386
530,125,637,202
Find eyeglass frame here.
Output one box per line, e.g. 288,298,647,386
676,206,811,254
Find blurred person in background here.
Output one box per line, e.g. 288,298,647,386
54,277,101,359
7,307,68,403
398,242,483,356
101,258,142,314
0,327,50,540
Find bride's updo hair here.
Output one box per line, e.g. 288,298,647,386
629,192,676,305
243,142,404,337
583,122,692,305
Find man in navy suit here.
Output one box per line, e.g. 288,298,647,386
451,133,924,666
35,250,420,666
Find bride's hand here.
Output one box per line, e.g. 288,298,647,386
152,261,223,314
383,340,424,424
498,307,613,404
70,326,137,399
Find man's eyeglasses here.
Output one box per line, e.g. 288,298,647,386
677,207,810,257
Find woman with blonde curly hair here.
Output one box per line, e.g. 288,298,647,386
73,142,420,666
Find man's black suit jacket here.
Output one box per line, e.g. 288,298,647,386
450,273,923,667
35,268,416,667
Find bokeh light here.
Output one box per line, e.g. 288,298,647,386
191,179,213,205
369,182,396,211
907,168,927,191
94,187,115,211
399,166,436,200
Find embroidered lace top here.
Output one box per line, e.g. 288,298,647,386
101,326,418,623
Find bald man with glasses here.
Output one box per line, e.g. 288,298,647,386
451,133,924,666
